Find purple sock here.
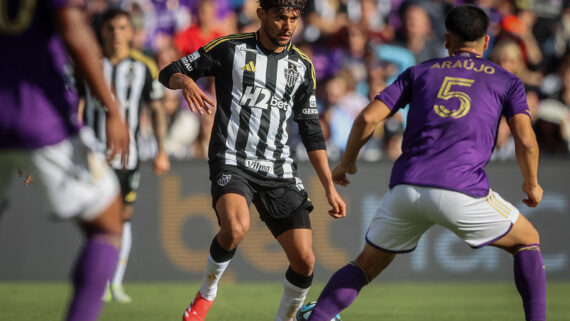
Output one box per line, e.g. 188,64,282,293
308,263,368,321
514,244,546,321
66,235,119,321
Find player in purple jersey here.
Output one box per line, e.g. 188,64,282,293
307,5,545,321
0,1,129,321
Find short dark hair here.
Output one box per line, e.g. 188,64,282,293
101,8,131,26
259,0,307,12
445,5,489,42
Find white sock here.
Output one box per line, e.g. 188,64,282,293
112,221,131,287
275,278,310,321
199,255,231,300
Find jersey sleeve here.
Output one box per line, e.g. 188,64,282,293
293,61,318,121
177,47,216,80
375,67,413,111
502,76,531,119
294,60,326,151
142,67,164,102
159,44,221,87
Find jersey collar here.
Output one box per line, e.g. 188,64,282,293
255,31,291,58
453,51,482,58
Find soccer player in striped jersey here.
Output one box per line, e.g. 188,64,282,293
80,8,170,303
307,5,546,321
0,1,129,321
159,0,346,320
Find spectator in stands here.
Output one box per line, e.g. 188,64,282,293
163,89,201,160
349,0,392,42
190,78,217,160
554,7,570,59
237,0,261,32
175,0,226,56
491,39,543,87
327,23,370,96
325,69,379,159
534,57,570,155
304,0,349,42
393,4,445,63
497,9,543,68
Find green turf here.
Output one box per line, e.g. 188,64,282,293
0,281,568,321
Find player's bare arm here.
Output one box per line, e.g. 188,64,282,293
167,72,215,116
55,6,129,166
507,113,543,207
149,100,171,175
333,99,391,186
307,150,346,218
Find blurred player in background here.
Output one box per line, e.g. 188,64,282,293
307,5,546,321
159,0,346,320
79,8,170,303
0,1,129,321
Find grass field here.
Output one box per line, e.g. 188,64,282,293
1,281,568,321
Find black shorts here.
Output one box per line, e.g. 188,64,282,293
211,166,313,238
114,169,141,205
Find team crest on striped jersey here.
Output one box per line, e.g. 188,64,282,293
217,174,232,186
284,63,299,87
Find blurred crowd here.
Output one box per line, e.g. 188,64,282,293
87,0,570,162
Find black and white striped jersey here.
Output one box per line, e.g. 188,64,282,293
82,51,163,170
162,32,324,180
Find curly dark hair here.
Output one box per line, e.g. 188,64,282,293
259,0,307,12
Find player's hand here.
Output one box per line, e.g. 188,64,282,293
332,164,357,186
522,181,543,207
326,188,346,219
105,108,130,167
177,75,215,116
17,169,33,186
153,150,171,175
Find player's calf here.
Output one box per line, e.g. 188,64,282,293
65,229,121,321
275,266,313,321
489,213,545,321
513,244,546,321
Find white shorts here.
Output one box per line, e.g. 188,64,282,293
0,128,119,221
366,184,520,252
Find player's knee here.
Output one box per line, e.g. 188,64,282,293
83,227,122,249
524,225,540,246
122,205,134,221
220,220,249,244
501,224,541,254
289,251,315,276
84,195,123,236
516,217,540,246
354,244,395,280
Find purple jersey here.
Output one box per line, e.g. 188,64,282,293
376,52,530,197
0,0,83,149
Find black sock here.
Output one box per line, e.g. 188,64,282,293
285,266,313,289
209,236,237,263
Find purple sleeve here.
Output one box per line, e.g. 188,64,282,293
375,67,412,111
502,77,531,119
